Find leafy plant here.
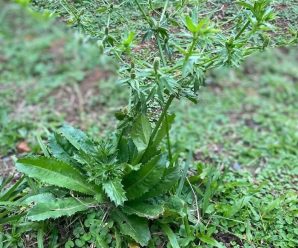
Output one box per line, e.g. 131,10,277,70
1,0,297,246
11,123,180,246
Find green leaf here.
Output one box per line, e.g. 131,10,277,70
16,157,102,195
161,224,180,248
198,234,222,247
102,178,127,206
122,201,164,219
142,164,180,199
0,176,25,201
59,124,95,154
28,197,96,221
112,211,150,246
123,31,135,47
185,15,198,33
23,193,55,205
48,132,76,164
124,155,165,200
131,115,152,152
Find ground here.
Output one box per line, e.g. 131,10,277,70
0,2,297,247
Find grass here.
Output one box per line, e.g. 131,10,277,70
0,2,297,247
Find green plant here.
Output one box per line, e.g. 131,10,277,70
1,0,297,247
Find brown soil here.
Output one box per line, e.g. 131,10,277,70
215,232,243,247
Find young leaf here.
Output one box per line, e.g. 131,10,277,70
102,178,127,206
122,201,164,219
131,115,152,152
16,157,102,195
124,155,165,200
185,15,198,33
28,198,96,221
59,124,96,154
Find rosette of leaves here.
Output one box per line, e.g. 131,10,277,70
13,119,180,246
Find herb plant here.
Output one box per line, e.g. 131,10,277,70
1,0,297,247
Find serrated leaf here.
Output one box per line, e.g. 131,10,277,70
124,155,165,200
59,124,95,154
28,197,96,221
16,157,102,195
102,178,127,206
142,164,180,199
131,115,152,153
112,211,150,246
122,201,164,219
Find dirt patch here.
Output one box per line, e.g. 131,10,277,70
215,232,243,247
0,156,16,176
48,68,112,125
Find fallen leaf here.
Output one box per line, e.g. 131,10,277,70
17,141,31,153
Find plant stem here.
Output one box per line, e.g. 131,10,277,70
150,94,174,142
235,20,250,40
156,33,167,66
138,94,175,163
165,114,172,161
159,0,169,24
184,35,198,63
133,0,152,26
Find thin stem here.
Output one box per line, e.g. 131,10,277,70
133,0,152,26
184,35,199,63
165,114,172,161
159,0,169,24
138,94,175,163
150,94,174,143
156,33,167,66
235,20,250,40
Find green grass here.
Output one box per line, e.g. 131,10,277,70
0,3,126,157
171,48,298,247
0,2,297,247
